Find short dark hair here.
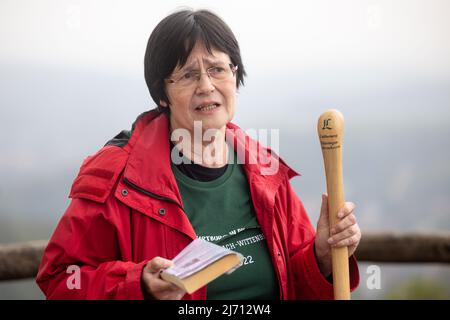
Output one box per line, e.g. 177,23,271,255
144,9,246,111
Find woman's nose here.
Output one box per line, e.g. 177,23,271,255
195,72,215,95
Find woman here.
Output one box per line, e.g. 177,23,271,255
36,9,361,300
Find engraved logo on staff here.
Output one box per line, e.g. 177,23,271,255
322,118,333,130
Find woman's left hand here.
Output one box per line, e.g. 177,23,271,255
314,194,361,277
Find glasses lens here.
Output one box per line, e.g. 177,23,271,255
172,64,235,87
208,67,229,80
177,71,198,87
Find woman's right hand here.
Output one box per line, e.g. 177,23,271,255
141,256,186,300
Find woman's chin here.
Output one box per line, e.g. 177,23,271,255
200,120,227,132
193,114,229,131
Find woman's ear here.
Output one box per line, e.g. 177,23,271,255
160,100,168,107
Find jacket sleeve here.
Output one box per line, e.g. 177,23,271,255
36,197,148,300
282,180,360,300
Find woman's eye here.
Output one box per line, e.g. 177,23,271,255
210,67,225,73
183,72,194,79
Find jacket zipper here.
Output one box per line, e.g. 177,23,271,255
122,177,185,212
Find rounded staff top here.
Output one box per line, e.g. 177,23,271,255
317,109,345,146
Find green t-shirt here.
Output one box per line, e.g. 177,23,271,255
171,151,279,300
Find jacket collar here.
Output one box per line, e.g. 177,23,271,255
122,112,300,210
123,112,184,207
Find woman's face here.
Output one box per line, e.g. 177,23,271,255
162,42,237,135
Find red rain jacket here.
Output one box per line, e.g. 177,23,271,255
36,111,359,299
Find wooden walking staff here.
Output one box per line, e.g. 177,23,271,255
317,109,350,300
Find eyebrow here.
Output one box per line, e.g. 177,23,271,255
181,58,228,71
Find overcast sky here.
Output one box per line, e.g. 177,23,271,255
1,0,449,75
2,0,449,137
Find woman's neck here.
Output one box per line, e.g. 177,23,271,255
170,125,229,168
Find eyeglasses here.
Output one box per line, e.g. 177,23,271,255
166,63,238,88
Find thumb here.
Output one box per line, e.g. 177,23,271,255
317,194,329,227
147,256,174,273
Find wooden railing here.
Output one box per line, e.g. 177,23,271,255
0,232,449,281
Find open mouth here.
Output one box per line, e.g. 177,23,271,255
195,103,220,112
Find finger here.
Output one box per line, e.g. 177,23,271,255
320,194,328,215
152,279,186,299
164,287,186,300
337,202,356,219
146,256,174,273
328,224,359,245
331,233,361,248
318,194,330,226
152,277,180,292
161,289,186,300
330,213,357,235
148,275,182,295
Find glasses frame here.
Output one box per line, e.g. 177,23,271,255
166,63,238,86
